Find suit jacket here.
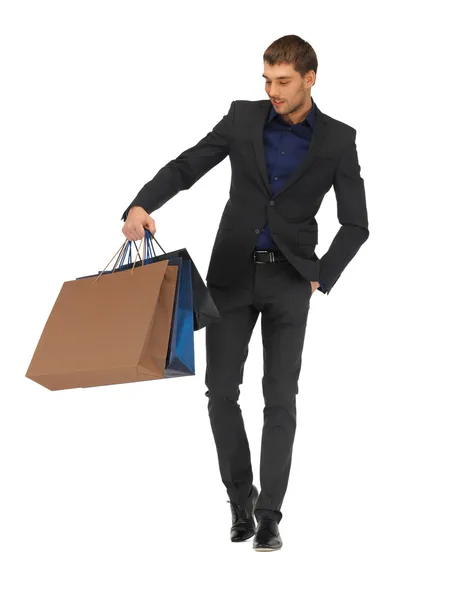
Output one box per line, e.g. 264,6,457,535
121,98,369,295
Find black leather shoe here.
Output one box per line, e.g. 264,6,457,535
227,484,259,542
252,518,283,551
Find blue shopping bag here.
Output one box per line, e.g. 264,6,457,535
164,252,195,377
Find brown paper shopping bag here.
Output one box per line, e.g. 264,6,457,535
25,254,179,391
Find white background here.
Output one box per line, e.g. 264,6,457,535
1,0,467,598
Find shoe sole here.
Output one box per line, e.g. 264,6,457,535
254,546,282,551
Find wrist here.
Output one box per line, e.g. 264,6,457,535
129,205,146,215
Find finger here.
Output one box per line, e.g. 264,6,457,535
122,228,133,242
145,221,156,236
123,226,135,242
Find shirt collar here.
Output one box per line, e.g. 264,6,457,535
268,98,316,127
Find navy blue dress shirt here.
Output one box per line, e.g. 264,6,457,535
255,101,326,293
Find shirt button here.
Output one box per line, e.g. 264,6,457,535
255,228,260,234
269,200,275,205
281,151,285,155
274,176,278,180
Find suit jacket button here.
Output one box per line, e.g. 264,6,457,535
255,229,260,234
269,200,275,205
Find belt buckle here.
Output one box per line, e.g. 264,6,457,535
253,250,268,264
253,250,275,263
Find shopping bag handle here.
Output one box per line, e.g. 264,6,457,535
144,228,166,254
93,240,139,283
117,233,154,269
93,230,165,283
125,229,164,266
114,228,165,267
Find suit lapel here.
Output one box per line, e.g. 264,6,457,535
252,99,328,199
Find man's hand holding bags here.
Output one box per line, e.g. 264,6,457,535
122,206,156,241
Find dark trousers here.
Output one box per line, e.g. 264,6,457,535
204,253,312,523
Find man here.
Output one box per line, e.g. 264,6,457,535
121,35,369,552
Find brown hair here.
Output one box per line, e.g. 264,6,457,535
263,35,318,78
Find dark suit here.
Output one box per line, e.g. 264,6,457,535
255,100,329,292
121,97,369,522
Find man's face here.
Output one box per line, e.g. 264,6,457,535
263,62,315,116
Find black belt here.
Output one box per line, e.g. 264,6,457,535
253,249,288,263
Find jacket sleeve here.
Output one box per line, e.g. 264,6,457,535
121,101,235,221
318,128,369,294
